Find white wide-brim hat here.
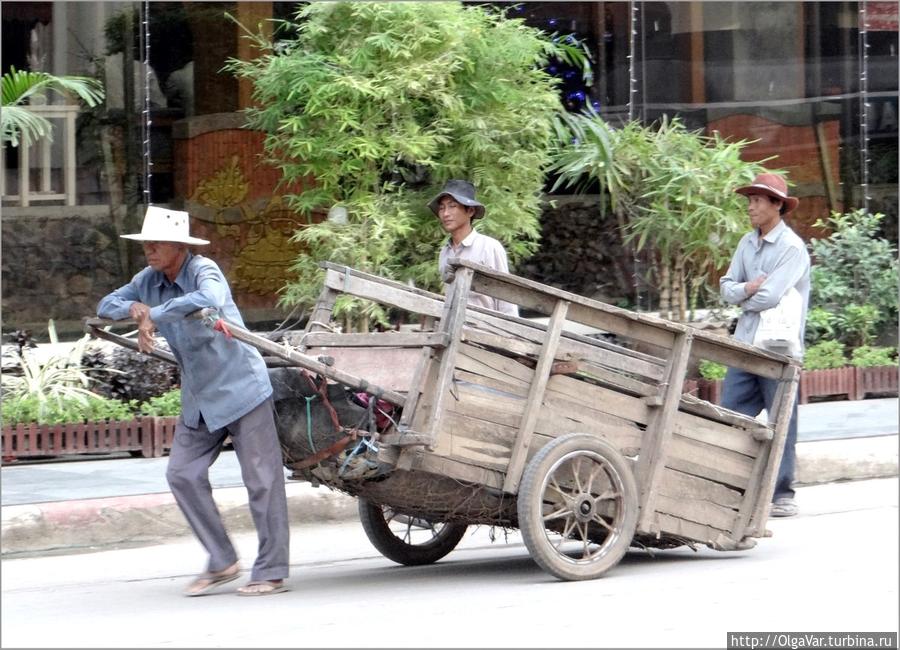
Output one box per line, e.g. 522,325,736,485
121,206,210,245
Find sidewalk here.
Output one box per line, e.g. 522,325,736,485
2,398,897,556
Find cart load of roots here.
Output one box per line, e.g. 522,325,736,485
268,367,518,527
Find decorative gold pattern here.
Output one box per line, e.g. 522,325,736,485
191,156,304,295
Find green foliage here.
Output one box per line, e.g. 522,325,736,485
804,307,836,346
1,393,139,426
1,66,104,147
850,346,898,368
0,334,106,423
139,389,182,417
225,2,579,323
698,359,728,381
551,113,775,320
1,389,182,425
803,340,848,371
809,210,899,341
836,304,879,348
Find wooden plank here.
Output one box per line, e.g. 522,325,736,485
303,331,449,348
398,348,435,429
197,311,407,406
678,394,774,434
450,258,796,380
503,299,569,493
417,267,474,448
299,286,340,351
657,467,743,509
304,347,421,394
672,411,760,458
635,330,693,531
461,327,552,361
546,374,649,424
457,343,534,386
575,359,658,397
666,434,754,491
454,370,529,399
691,337,789,381
324,268,444,318
745,364,801,537
408,451,505,490
651,512,735,549
467,311,666,381
654,494,737,533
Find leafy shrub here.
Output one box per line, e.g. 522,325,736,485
836,304,879,348
809,210,898,340
1,393,139,426
805,307,836,346
698,359,727,380
803,340,847,370
139,389,182,417
850,346,898,368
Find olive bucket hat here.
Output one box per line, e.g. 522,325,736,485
427,179,485,220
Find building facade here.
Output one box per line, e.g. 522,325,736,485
2,1,897,334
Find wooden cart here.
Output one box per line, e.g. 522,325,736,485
87,259,799,581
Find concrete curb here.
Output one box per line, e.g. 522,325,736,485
1,482,358,556
2,435,897,557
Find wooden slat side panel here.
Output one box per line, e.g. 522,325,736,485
653,468,744,534
652,512,735,548
666,434,755,491
672,411,760,458
457,343,534,386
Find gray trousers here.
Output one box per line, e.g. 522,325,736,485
166,397,290,582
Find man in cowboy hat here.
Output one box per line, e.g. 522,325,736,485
428,179,518,317
720,173,810,518
97,206,290,596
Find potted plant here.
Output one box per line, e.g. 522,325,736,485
799,340,854,404
851,346,899,400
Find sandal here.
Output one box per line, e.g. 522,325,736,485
236,580,288,597
183,562,241,597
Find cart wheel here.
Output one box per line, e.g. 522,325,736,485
358,499,468,566
517,432,639,581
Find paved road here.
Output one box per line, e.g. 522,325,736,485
1,478,897,648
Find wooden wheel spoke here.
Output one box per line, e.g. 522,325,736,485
584,464,602,495
591,513,616,533
543,506,574,522
571,457,584,492
594,489,620,504
580,522,591,558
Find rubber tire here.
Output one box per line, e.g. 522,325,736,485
517,432,639,581
357,499,468,566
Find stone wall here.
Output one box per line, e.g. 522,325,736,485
1,207,124,335
519,195,640,307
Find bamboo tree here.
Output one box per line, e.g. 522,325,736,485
225,2,584,328
552,112,776,320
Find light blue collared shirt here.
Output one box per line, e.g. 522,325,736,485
97,252,272,431
720,220,811,356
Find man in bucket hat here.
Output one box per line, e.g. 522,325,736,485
428,179,518,316
720,173,810,518
97,206,290,596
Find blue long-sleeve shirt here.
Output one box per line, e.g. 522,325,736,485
720,220,811,356
97,253,272,432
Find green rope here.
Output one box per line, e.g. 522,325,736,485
305,394,318,453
